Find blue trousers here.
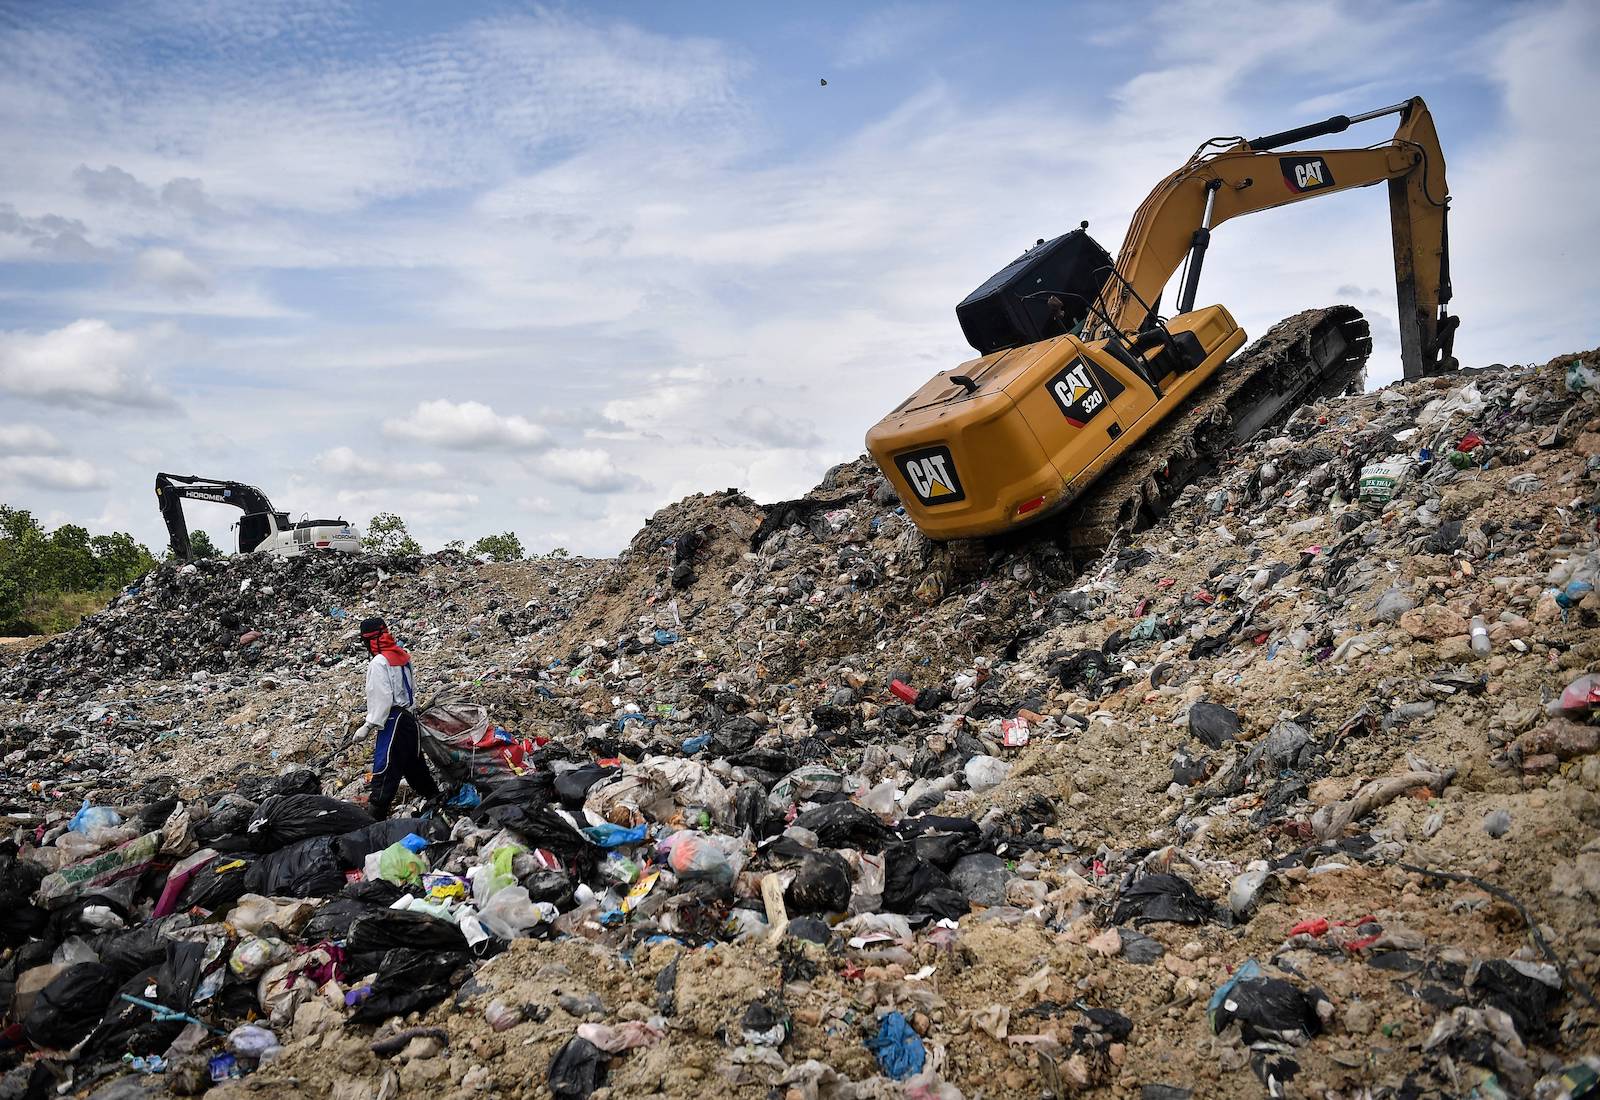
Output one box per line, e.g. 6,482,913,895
370,707,439,818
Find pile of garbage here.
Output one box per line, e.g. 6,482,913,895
2,346,1599,1099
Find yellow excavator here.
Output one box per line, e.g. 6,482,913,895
866,96,1455,557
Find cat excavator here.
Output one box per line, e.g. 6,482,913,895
155,472,360,560
866,95,1456,558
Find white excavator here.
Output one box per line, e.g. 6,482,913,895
155,472,361,559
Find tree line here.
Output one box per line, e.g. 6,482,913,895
0,504,159,635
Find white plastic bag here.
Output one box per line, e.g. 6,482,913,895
476,886,556,940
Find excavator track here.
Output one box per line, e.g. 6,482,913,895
1060,304,1371,559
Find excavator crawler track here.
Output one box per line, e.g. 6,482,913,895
1058,305,1370,560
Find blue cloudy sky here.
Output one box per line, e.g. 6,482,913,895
0,0,1595,555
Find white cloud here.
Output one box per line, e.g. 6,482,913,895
333,488,481,516
537,448,647,493
314,445,446,482
600,369,709,433
0,455,107,491
382,399,550,450
133,247,214,298
0,425,64,455
0,319,175,409
0,203,105,260
737,405,822,449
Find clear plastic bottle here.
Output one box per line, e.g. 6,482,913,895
1469,615,1491,657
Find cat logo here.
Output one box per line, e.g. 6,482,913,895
1280,155,1335,194
895,445,966,506
1047,356,1125,427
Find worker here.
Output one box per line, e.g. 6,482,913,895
358,616,440,819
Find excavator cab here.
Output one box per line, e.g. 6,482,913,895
236,511,289,554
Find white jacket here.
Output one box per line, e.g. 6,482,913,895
364,654,416,728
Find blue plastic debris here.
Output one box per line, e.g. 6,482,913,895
866,1010,925,1080
399,833,430,853
653,629,679,645
69,798,121,833
583,822,649,848
682,733,711,754
445,784,481,810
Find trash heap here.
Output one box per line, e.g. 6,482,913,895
1,346,1599,1100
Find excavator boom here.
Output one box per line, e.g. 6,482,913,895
1102,96,1454,379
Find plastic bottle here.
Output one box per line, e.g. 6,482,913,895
1469,615,1491,657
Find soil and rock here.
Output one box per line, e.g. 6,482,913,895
2,345,1599,1100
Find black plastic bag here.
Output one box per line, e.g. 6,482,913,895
1110,873,1219,926
731,784,770,836
344,877,407,905
792,802,894,852
193,794,258,846
1470,959,1563,1042
0,895,48,949
156,938,206,1011
22,962,119,1049
786,851,851,914
917,888,970,921
477,774,559,815
881,845,956,914
350,948,466,1024
300,898,385,943
1055,650,1113,695
548,1036,607,1099
1188,702,1240,748
246,794,373,851
554,765,615,809
82,964,174,1056
176,851,256,911
1211,975,1324,1046
520,870,575,909
94,914,192,981
346,910,468,976
244,835,345,898
237,768,320,802
333,817,428,868
910,829,983,869
474,803,596,876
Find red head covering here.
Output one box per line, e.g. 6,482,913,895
360,619,411,666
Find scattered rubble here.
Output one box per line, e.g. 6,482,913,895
2,347,1599,1099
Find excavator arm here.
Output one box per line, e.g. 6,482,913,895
1100,97,1456,379
154,473,280,559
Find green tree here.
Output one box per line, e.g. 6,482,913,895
363,512,421,555
0,506,156,633
46,524,99,591
0,505,47,628
443,539,465,553
469,531,524,562
90,532,157,588
188,530,221,559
